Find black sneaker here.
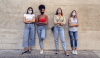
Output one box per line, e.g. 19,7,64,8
21,51,27,55
27,50,31,54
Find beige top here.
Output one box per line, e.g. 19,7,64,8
54,15,66,27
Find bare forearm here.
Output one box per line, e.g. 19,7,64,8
23,21,31,23
36,23,45,25
39,22,47,25
26,20,35,23
69,24,79,27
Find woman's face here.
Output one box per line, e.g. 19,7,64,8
41,9,45,12
28,9,32,14
40,9,45,15
29,9,32,11
72,11,76,16
73,11,76,13
58,8,61,14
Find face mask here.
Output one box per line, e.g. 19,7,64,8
41,12,44,15
72,13,75,16
28,10,32,14
58,10,61,13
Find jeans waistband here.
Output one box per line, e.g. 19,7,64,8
25,23,34,24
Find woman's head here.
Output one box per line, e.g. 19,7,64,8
56,8,63,16
39,4,45,15
70,10,77,18
26,7,34,14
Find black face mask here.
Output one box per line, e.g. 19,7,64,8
41,12,44,15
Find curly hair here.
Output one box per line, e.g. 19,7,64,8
38,4,45,11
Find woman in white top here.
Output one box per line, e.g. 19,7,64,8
22,7,35,55
69,10,79,55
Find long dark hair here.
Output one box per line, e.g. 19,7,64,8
70,10,77,18
55,8,63,16
26,7,34,14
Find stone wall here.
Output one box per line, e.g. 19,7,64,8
0,0,100,50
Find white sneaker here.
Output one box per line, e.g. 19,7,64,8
72,50,75,54
74,50,78,55
40,50,43,54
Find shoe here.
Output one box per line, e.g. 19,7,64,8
21,51,27,55
65,51,69,56
74,50,78,55
27,50,31,54
40,50,43,54
72,50,75,54
55,50,59,54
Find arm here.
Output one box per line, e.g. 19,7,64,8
76,18,79,26
69,18,79,27
38,15,48,25
23,17,31,23
26,16,35,23
36,15,44,25
54,15,58,25
60,16,66,25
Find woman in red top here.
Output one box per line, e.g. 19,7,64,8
36,4,48,54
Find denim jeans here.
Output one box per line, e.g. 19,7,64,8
69,31,78,49
37,25,46,49
54,26,66,51
22,23,35,48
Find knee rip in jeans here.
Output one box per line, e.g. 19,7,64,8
70,33,72,35
72,39,74,40
76,33,78,35
75,39,78,40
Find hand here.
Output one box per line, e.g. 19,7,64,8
58,22,61,25
57,22,61,25
39,22,42,24
54,22,58,24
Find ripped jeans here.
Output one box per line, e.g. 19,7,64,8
69,31,78,49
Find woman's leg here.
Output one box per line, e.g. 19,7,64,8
22,24,29,49
69,31,74,50
59,27,66,51
22,24,29,54
73,31,78,54
41,27,46,40
59,27,69,56
37,26,43,49
24,48,27,51
73,31,78,50
54,27,59,50
28,24,35,50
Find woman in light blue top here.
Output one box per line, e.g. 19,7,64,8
69,10,79,55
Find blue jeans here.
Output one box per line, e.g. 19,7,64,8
69,31,78,49
37,25,46,49
22,23,35,48
54,26,66,51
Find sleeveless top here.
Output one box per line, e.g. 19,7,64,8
69,17,78,32
38,16,46,22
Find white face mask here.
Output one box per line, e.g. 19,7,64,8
28,10,32,14
58,10,61,14
72,13,76,16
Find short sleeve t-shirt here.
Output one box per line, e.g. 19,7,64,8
24,14,35,20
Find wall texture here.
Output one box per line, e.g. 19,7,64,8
0,0,100,50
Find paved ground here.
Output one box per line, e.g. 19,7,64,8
0,50,100,58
